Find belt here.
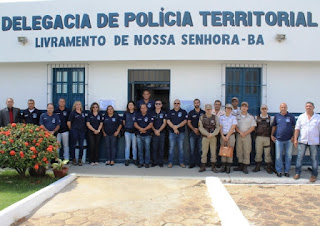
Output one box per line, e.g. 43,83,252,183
223,133,235,136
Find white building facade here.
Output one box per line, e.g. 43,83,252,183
0,0,319,114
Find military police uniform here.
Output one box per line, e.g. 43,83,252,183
198,105,220,172
254,114,273,173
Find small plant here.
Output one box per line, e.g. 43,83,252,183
52,159,69,171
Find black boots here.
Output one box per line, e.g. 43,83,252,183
242,164,248,174
253,162,261,172
199,163,206,172
220,163,226,173
266,163,273,174
226,164,231,174
211,163,218,173
234,163,243,171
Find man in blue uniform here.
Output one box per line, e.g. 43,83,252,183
187,98,205,168
40,103,60,135
54,98,71,161
21,99,41,125
167,99,188,168
137,90,155,113
134,104,154,168
151,100,167,167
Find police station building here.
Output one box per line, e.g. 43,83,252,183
0,0,319,162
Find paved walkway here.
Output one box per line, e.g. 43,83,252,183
226,184,320,226
64,163,320,184
15,178,220,226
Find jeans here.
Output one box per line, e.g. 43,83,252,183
70,129,85,160
137,135,151,164
168,132,185,164
275,140,293,173
152,132,165,164
124,132,137,160
57,131,69,160
88,131,102,163
295,143,319,177
104,135,117,161
189,132,202,165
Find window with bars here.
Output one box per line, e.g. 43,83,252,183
53,68,85,109
226,67,262,115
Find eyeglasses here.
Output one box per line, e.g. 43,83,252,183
174,103,180,105
155,103,162,105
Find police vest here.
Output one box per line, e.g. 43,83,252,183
256,115,271,137
201,114,216,134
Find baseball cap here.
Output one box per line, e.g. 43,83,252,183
241,102,249,107
261,104,268,109
205,104,212,109
231,97,239,101
225,104,233,109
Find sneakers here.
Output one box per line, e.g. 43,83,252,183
168,163,173,168
293,174,300,180
310,175,317,183
180,163,186,168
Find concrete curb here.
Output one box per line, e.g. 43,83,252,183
0,173,77,226
206,177,249,226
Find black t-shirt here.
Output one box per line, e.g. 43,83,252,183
134,112,154,136
103,113,121,136
68,110,86,131
86,112,103,130
21,108,41,125
166,108,188,133
150,110,167,132
54,107,71,133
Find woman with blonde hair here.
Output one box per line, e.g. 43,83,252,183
67,101,86,166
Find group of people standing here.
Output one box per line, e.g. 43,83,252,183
0,93,318,182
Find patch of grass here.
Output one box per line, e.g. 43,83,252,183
0,170,58,211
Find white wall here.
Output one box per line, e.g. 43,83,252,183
266,62,320,113
1,61,320,113
0,63,47,109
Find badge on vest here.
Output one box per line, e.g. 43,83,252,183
133,117,135,121
286,117,290,122
97,115,100,120
52,118,56,124
211,120,214,124
160,114,163,119
178,112,182,117
112,118,116,122
63,111,67,116
33,113,37,118
147,103,151,108
82,113,85,118
144,117,148,122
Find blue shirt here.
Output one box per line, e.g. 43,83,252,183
123,111,137,133
103,113,121,136
54,107,70,133
22,108,41,125
151,110,167,132
68,110,86,131
86,112,103,130
40,112,60,131
166,108,188,133
188,108,205,132
134,112,154,136
137,99,155,113
272,112,296,141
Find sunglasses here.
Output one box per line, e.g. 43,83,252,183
155,103,162,105
174,103,180,105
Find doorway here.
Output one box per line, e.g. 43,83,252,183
128,70,170,162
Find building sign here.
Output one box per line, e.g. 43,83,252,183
0,0,319,62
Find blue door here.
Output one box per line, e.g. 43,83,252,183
53,68,85,109
226,67,261,115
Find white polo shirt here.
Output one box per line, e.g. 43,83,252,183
219,114,237,134
295,112,320,145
